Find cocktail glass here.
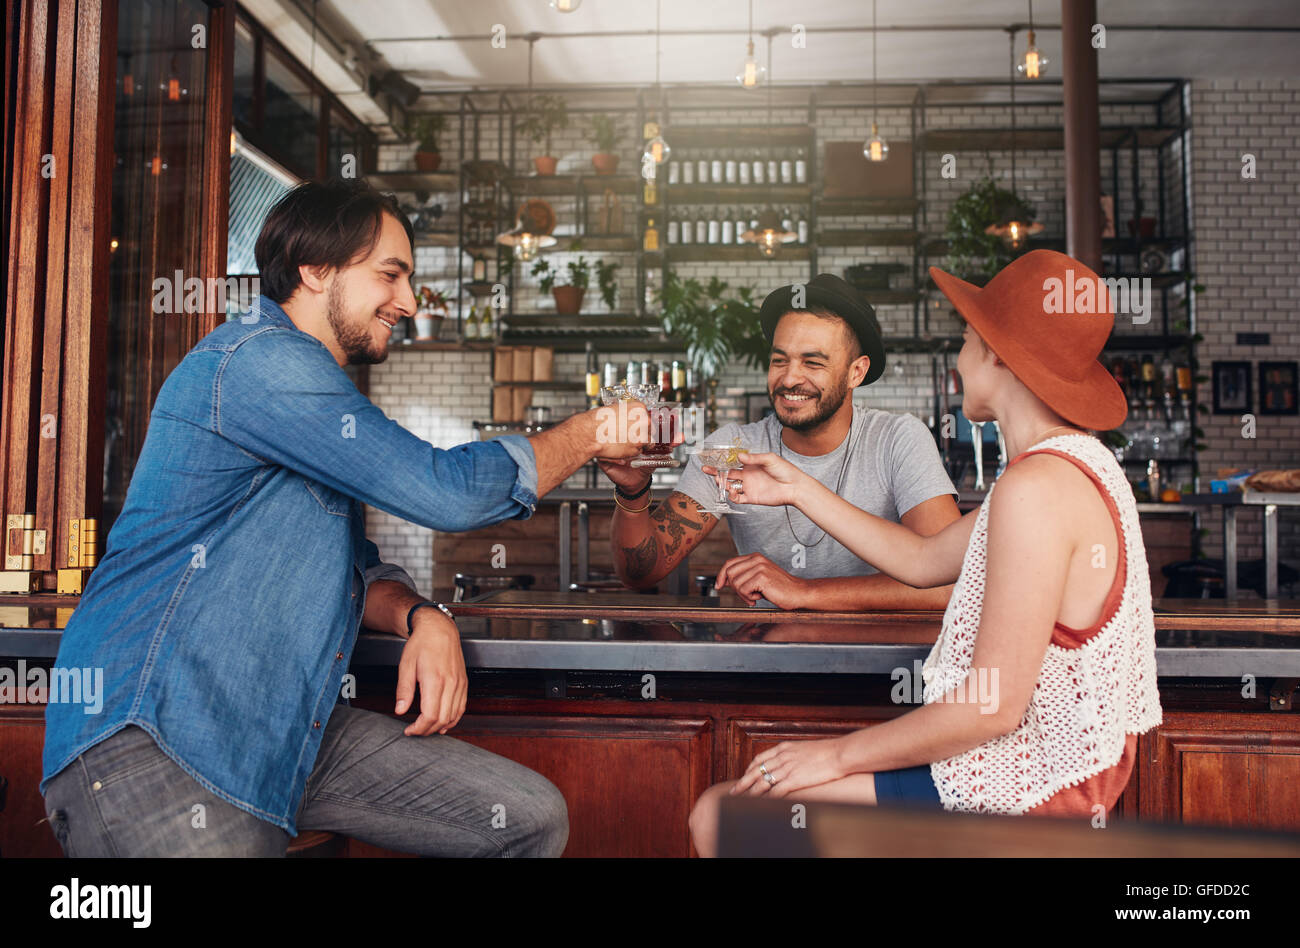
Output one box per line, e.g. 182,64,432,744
599,381,682,469
695,440,751,515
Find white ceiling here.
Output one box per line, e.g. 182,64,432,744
307,0,1300,98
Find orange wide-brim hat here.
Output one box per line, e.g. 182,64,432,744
929,249,1127,431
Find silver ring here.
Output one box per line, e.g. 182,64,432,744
759,763,776,786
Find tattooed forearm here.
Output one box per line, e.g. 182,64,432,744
620,535,660,581
651,496,711,557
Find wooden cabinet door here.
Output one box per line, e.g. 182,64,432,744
1141,712,1300,831
453,713,713,858
0,706,61,857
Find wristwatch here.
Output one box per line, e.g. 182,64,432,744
406,600,456,636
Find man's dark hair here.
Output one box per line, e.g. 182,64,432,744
254,178,414,303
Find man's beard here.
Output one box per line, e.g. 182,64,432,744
326,279,388,366
769,375,851,432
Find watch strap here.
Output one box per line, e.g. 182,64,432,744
406,600,455,636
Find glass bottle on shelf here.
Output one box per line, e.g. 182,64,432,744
721,216,734,244
780,151,793,184
766,155,778,185
736,210,748,243
796,215,808,244
707,209,719,245
667,213,680,245
781,207,793,234
695,209,707,245
643,216,660,252
724,152,737,184
603,361,619,388
682,157,695,184
479,303,495,343
794,146,807,183
671,360,686,401
667,158,680,184
643,175,657,206
696,156,709,184
738,156,751,185
751,150,764,184
710,156,723,183
463,303,480,341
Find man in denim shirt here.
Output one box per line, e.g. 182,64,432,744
41,180,644,857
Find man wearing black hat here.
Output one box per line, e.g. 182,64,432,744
602,274,960,610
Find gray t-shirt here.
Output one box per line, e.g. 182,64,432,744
676,406,956,601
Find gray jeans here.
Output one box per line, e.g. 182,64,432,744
42,705,568,857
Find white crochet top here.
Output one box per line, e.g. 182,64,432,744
921,433,1162,814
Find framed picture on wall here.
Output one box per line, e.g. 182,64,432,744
1211,361,1252,415
1259,361,1299,416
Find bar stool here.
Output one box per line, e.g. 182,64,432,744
452,572,535,602
286,830,346,857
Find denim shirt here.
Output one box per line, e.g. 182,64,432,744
42,296,538,834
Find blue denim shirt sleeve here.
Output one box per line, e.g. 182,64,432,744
215,329,537,530
492,435,538,499
362,538,419,593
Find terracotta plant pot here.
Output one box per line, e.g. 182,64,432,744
552,286,585,315
591,153,620,175
414,150,442,172
533,155,559,176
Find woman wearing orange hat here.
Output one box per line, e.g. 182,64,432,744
688,250,1163,856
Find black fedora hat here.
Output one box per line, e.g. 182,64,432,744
758,273,886,385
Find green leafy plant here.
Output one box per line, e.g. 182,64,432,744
658,272,766,379
943,175,1035,284
595,259,620,310
406,114,446,153
530,253,606,293
589,114,622,153
417,285,450,310
515,94,569,153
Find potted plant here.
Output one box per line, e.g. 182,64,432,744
515,94,568,176
407,114,446,173
531,255,587,315
657,272,767,380
589,115,622,175
943,175,1035,285
415,285,450,340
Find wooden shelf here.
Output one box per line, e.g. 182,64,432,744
413,229,459,248
387,340,495,352
665,125,814,147
368,171,459,192
667,184,811,204
1103,333,1194,351
817,196,919,216
549,235,640,252
924,234,1190,256
665,244,811,262
491,381,585,390
818,228,919,247
919,125,1185,152
506,174,640,196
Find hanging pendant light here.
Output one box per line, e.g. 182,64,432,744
735,0,765,91
986,28,1043,250
643,0,671,166
1017,0,1049,79
497,40,558,259
549,0,582,12
863,0,888,161
740,34,795,258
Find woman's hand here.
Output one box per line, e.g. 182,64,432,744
701,451,809,508
731,737,848,798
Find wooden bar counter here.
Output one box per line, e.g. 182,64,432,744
3,595,1300,857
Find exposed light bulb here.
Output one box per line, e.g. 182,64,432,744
865,123,889,162
1017,30,1049,79
549,0,582,11
514,232,540,261
644,135,671,165
736,40,765,91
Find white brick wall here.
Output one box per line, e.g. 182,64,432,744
363,82,1300,596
